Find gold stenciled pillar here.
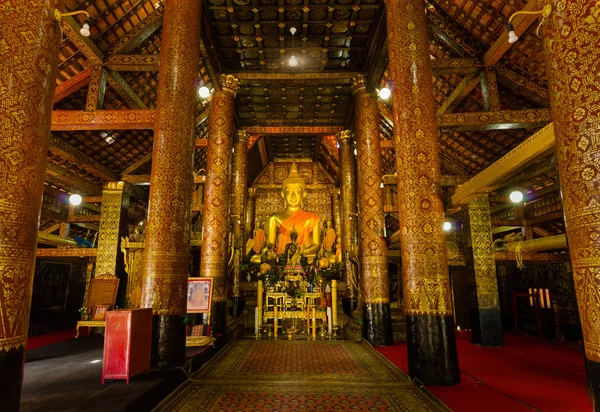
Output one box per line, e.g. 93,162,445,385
338,129,358,306
461,194,503,347
200,74,240,334
352,75,392,345
330,187,342,259
231,129,249,315
96,182,129,275
0,1,62,409
539,0,600,405
140,0,201,368
386,0,459,384
245,187,257,242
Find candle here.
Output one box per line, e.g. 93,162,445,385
274,305,278,339
327,307,332,333
255,307,258,334
306,304,310,333
312,307,317,338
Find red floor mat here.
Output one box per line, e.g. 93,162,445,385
27,329,76,351
377,332,591,412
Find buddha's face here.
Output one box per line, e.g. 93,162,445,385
282,183,305,209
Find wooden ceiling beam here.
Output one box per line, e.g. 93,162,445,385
436,71,480,114
121,152,153,175
431,58,482,75
104,54,159,71
51,110,155,131
48,135,120,182
121,174,151,185
61,16,104,65
483,1,540,67
45,162,102,195
449,123,555,207
437,109,551,131
53,67,92,104
106,71,148,109
244,126,344,134
111,6,164,55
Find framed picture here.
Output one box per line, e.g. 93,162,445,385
187,278,213,313
92,305,109,321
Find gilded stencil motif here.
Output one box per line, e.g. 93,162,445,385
199,77,239,303
463,195,499,310
231,131,249,297
387,0,452,316
542,0,600,361
353,80,389,304
339,132,359,260
0,0,62,352
96,184,128,277
141,0,202,316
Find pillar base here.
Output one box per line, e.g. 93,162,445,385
211,301,228,336
406,314,460,385
343,297,358,317
471,308,504,347
586,357,600,410
0,347,24,412
363,303,393,346
151,315,185,369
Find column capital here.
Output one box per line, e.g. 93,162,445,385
220,74,240,97
248,187,256,197
329,186,340,196
337,129,353,141
351,74,367,96
238,129,250,142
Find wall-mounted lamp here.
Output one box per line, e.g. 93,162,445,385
54,9,92,37
507,4,552,44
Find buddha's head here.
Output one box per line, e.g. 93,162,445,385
281,162,306,209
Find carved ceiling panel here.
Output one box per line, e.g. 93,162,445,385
236,79,352,126
205,0,384,72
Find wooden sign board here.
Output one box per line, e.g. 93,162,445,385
86,276,120,310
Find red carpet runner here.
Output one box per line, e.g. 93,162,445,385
26,329,76,351
377,332,591,412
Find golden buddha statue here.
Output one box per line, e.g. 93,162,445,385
267,162,321,259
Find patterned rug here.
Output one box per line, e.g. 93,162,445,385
154,340,450,412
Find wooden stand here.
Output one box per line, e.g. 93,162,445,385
102,308,152,384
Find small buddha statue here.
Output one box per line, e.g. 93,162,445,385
267,162,321,259
261,242,277,265
247,221,267,263
321,220,336,255
283,226,302,268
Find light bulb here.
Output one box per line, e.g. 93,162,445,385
510,190,524,203
378,87,391,100
507,23,518,44
288,55,299,67
198,86,210,99
69,194,82,206
379,182,384,189
443,221,452,232
80,22,91,37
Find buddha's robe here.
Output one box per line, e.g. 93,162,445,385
322,228,336,252
276,210,321,254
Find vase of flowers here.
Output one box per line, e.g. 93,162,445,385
79,306,90,321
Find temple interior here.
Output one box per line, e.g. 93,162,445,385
1,0,599,411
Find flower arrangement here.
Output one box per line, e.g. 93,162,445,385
79,306,90,321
